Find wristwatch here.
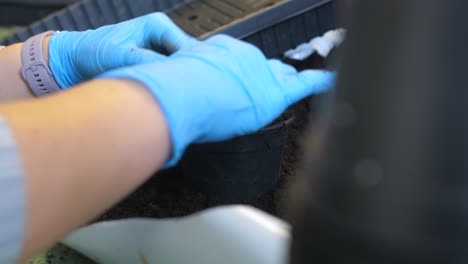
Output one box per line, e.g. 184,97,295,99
20,31,62,97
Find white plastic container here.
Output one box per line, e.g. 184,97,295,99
63,206,291,264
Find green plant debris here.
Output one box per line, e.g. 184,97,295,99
0,27,14,42
25,244,95,264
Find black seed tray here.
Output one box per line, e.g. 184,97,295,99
1,0,335,59
0,1,81,26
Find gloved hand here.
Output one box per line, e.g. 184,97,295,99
101,35,336,167
48,12,195,88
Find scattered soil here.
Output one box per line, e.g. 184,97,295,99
98,56,327,221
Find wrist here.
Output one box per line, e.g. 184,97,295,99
99,78,173,166
20,31,62,96
43,36,52,66
98,68,194,168
0,43,35,100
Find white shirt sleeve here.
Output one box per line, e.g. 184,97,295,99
0,115,26,263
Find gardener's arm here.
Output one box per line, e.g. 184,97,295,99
0,12,194,102
0,41,40,101
0,78,170,263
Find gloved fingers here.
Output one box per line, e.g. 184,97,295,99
146,13,198,53
204,34,267,60
204,34,245,48
282,69,336,104
124,47,167,65
268,59,298,75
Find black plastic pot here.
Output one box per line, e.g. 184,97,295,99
181,118,294,202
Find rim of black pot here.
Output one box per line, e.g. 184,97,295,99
261,116,295,132
185,116,294,152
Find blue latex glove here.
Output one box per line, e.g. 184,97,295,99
101,35,336,167
48,12,195,88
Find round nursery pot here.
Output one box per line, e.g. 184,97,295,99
181,117,294,203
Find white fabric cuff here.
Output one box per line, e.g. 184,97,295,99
0,115,26,263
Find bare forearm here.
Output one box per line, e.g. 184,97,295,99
0,43,33,101
0,79,170,262
0,37,52,102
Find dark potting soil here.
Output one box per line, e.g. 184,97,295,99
98,58,325,221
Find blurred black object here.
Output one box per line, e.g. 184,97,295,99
0,0,78,25
290,1,468,263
